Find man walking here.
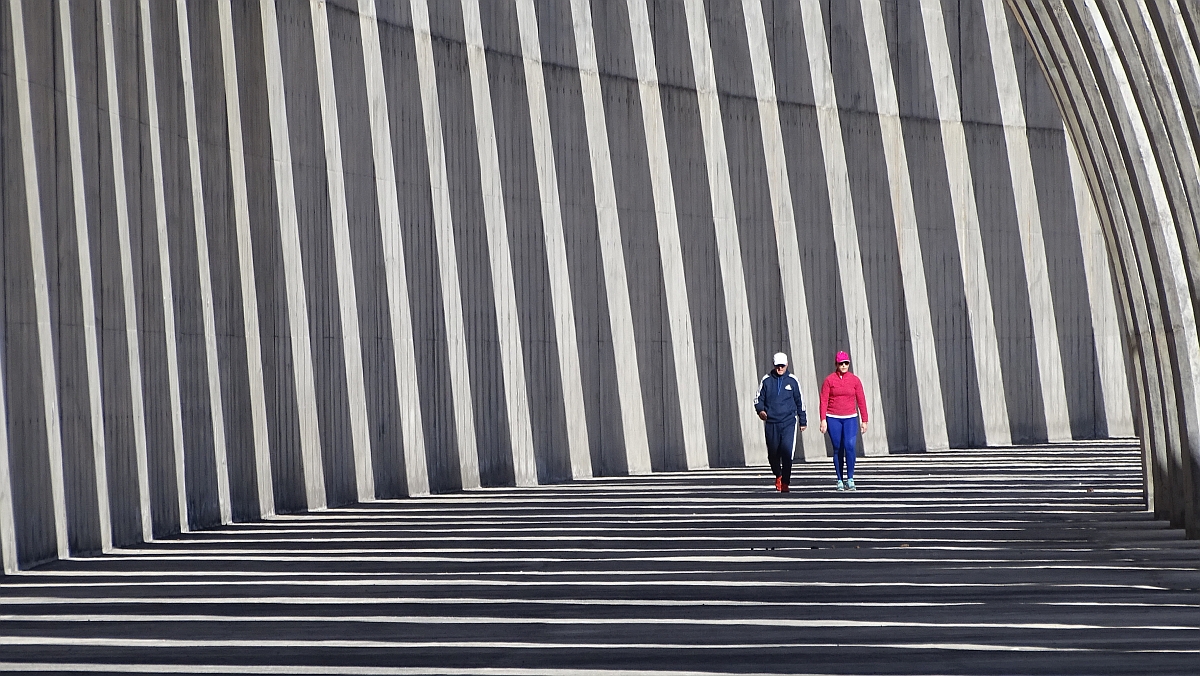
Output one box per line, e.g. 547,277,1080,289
754,352,807,492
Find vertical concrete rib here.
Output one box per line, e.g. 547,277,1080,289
682,0,767,466
513,0,592,479
138,0,191,533
409,0,480,488
568,0,653,474
9,0,69,558
217,1,275,518
58,0,114,548
0,348,14,571
919,0,1012,447
567,0,651,474
981,0,1071,442
310,0,375,501
859,0,947,451
259,0,327,509
459,0,538,486
740,0,822,461
356,0,430,496
100,0,155,542
798,0,889,455
1066,134,1134,437
625,0,709,470
176,0,232,524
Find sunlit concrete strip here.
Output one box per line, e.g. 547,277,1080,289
7,0,70,558
626,0,710,470
566,0,651,474
176,0,233,524
859,0,947,451
355,0,430,496
409,0,480,488
57,0,114,548
739,0,822,461
1078,2,1200,486
259,0,328,509
797,0,889,455
460,0,539,486
919,0,1012,447
513,0,592,479
217,1,276,517
310,0,376,501
682,0,768,466
981,0,1071,442
0,327,14,573
0,665,791,676
138,0,191,533
98,0,156,542
1065,134,1133,437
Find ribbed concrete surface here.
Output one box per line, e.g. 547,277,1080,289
0,441,1196,674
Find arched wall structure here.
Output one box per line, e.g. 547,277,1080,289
1006,0,1200,536
0,0,1136,571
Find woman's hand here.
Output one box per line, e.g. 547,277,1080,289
819,420,827,434
860,421,868,435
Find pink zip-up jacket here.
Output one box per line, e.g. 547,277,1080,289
819,371,868,422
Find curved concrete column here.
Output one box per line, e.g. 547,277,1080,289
1008,0,1200,534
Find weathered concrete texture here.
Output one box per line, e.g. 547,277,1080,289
0,442,1197,674
0,0,1139,572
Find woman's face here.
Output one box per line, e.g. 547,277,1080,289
837,361,850,373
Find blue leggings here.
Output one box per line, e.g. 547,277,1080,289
828,416,858,481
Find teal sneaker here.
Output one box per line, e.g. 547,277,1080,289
847,478,856,491
836,480,845,491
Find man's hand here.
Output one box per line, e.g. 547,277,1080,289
819,420,827,434
757,410,767,421
799,425,807,432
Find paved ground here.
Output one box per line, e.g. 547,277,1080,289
0,440,1197,675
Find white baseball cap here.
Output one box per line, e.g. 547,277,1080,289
772,352,788,366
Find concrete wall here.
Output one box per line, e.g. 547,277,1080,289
0,0,1133,571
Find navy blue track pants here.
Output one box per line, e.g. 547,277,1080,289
764,418,798,484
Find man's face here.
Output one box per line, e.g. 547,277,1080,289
774,364,787,374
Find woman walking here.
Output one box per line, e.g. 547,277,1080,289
819,351,868,491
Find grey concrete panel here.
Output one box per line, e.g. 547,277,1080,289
702,0,787,466
326,2,408,499
964,121,1046,443
600,70,686,473
428,0,516,487
903,113,981,449
767,8,850,419
185,0,259,522
590,0,638,80
532,0,579,69
655,61,741,469
892,11,981,448
46,0,102,555
230,0,305,514
482,39,573,484
1028,129,1099,439
536,3,629,476
275,0,357,507
376,16,461,493
824,1,912,449
146,0,225,531
0,5,57,566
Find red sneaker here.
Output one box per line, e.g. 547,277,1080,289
774,476,782,491
781,483,790,493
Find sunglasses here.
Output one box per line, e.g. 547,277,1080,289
837,361,850,366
